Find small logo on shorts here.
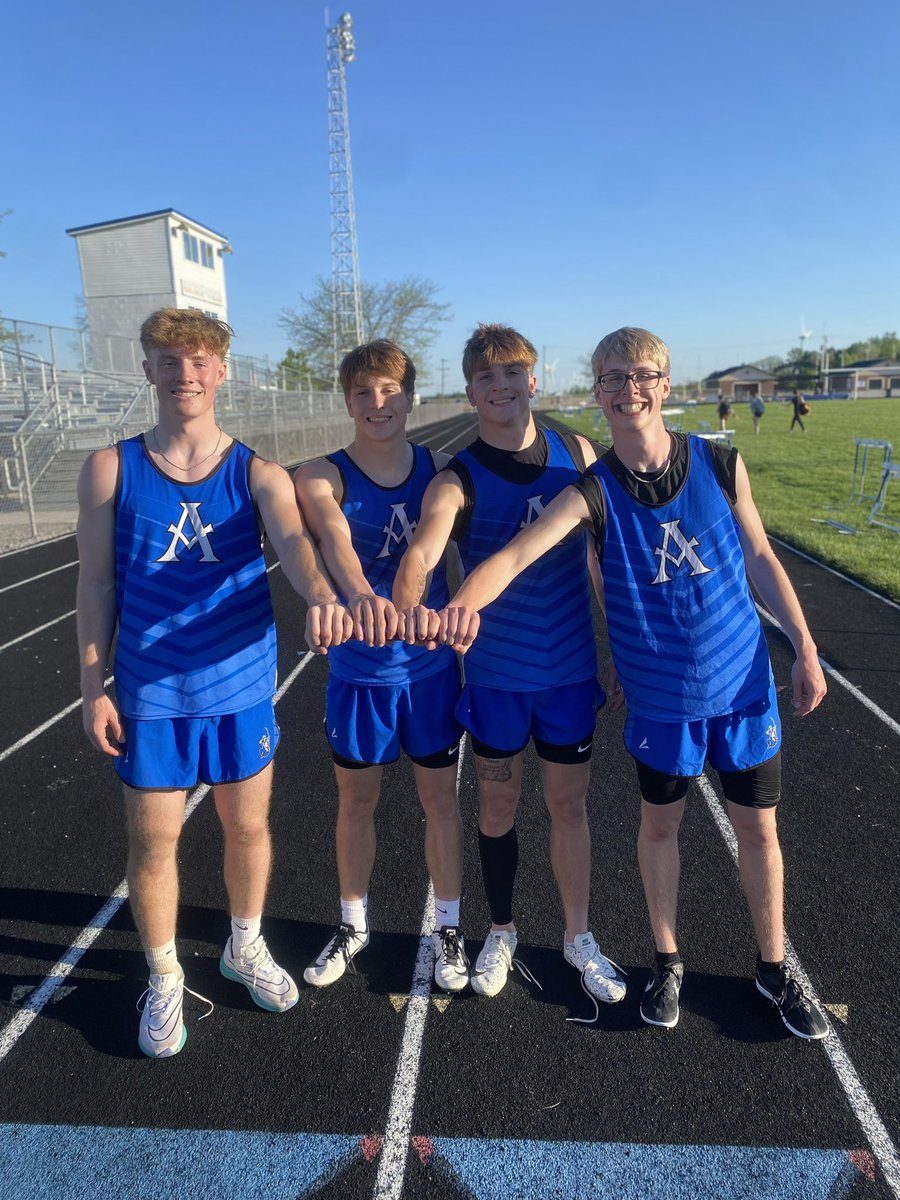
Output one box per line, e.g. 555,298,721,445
577,742,592,754
639,737,650,750
448,743,459,756
259,728,272,758
766,721,778,748
330,727,338,738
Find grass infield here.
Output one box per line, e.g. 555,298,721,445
551,397,900,603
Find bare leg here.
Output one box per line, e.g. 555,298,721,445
123,786,188,949
728,801,784,961
540,758,592,942
332,763,383,900
637,797,685,954
213,762,274,918
413,761,463,902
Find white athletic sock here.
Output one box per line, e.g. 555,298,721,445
341,896,368,933
434,897,461,930
145,939,179,977
230,915,262,956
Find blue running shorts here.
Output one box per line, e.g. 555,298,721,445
623,681,781,778
457,677,604,759
325,659,462,767
114,696,279,790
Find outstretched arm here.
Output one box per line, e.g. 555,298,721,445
250,457,353,653
731,454,826,716
76,448,124,756
438,484,592,650
294,460,398,647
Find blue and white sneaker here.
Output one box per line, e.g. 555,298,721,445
220,935,299,1012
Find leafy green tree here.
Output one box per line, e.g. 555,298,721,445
279,275,450,384
275,347,328,391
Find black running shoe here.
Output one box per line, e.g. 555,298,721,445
756,962,830,1040
640,961,684,1028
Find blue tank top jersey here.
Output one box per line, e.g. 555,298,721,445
591,435,772,721
453,429,596,691
113,436,277,719
326,443,454,686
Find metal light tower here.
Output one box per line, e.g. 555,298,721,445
326,11,364,382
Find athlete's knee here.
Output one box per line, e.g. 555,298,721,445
639,799,684,842
544,789,588,827
479,790,519,836
731,805,780,851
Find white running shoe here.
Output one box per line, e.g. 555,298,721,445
470,929,518,997
137,967,213,1058
432,926,470,992
564,933,626,1023
220,935,299,1012
303,923,369,988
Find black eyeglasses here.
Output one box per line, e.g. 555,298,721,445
596,370,667,393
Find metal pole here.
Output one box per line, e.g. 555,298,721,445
18,434,38,539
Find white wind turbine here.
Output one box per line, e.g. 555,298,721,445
799,319,814,354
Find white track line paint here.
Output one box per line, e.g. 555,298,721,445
0,676,113,765
756,604,900,737
0,561,77,594
769,535,900,612
374,735,468,1200
697,773,900,1197
0,653,314,1067
0,609,75,653
0,533,75,559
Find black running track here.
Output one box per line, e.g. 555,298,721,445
0,413,898,1200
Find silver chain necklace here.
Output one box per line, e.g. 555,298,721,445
152,426,223,472
623,435,673,484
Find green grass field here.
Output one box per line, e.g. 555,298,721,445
551,397,900,602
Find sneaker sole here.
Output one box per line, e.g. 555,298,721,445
434,971,469,993
755,979,829,1041
640,1006,679,1029
220,958,298,1013
469,974,508,997
139,1025,187,1058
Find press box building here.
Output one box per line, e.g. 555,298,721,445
66,209,231,372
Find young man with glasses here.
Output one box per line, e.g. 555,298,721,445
435,326,830,1041
394,323,625,1014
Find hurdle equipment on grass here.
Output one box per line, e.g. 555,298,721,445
867,462,900,534
850,439,892,504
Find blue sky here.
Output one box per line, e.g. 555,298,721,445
2,0,898,392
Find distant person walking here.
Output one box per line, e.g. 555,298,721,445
717,393,731,431
749,393,765,434
790,390,808,432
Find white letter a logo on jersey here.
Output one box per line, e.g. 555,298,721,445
157,502,220,563
651,519,712,585
520,495,546,530
377,503,417,559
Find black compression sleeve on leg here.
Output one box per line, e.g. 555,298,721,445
478,826,518,926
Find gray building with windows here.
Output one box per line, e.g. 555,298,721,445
66,209,231,372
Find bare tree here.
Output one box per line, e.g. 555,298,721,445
279,275,450,383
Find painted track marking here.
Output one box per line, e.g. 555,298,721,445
0,653,314,1066
697,772,900,1197
0,560,77,593
0,608,75,653
374,735,468,1200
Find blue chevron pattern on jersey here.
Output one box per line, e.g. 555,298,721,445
592,435,772,721
113,436,276,718
326,443,453,685
453,429,596,691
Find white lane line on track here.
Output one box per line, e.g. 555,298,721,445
769,535,900,612
697,773,900,1198
374,735,468,1200
756,604,900,737
0,652,315,1067
0,533,75,559
0,609,75,653
0,561,77,594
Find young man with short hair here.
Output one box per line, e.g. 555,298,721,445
294,340,467,992
437,326,830,1040
77,308,352,1057
394,323,624,1011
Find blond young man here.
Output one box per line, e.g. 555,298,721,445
77,308,352,1057
436,326,830,1040
294,340,467,992
394,324,624,1012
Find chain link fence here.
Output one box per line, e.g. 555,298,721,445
0,325,465,551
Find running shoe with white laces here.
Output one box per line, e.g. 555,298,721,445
755,959,830,1040
640,960,684,1028
220,935,299,1012
432,926,469,992
137,966,213,1058
470,928,517,997
564,932,627,1014
303,923,369,988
